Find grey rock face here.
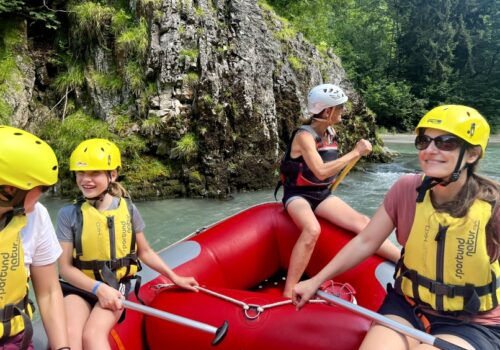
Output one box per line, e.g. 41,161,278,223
6,0,379,199
144,0,363,197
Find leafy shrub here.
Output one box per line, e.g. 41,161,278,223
170,133,199,161
363,78,427,131
53,65,85,93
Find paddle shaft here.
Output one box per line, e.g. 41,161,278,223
317,291,466,350
329,155,360,191
122,300,228,346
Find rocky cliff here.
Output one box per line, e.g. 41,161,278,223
0,0,385,199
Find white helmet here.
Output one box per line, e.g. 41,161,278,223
307,84,348,114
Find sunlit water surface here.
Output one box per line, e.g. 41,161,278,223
30,140,500,323
40,141,500,250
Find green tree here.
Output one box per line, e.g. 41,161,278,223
392,0,457,105
268,0,500,131
267,0,425,131
0,0,61,30
451,0,500,130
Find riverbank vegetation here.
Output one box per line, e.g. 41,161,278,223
0,0,180,199
267,0,500,132
2,0,496,199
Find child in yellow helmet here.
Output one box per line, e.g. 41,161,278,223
56,138,199,350
292,105,500,350
0,125,69,350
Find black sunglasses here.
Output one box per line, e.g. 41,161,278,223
414,134,464,151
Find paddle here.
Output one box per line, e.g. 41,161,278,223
317,290,466,350
122,299,229,346
329,155,361,191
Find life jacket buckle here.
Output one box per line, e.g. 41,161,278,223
430,282,454,297
106,258,125,269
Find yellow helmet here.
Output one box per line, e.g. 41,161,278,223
0,125,59,190
70,138,121,171
415,105,490,157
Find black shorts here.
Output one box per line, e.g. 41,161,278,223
282,186,331,211
59,280,131,323
379,287,500,350
60,280,98,307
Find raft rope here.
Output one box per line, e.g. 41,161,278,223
151,283,352,320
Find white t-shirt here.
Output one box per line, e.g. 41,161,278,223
22,202,62,274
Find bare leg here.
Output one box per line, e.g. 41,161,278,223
315,196,401,263
82,304,123,350
64,295,92,350
359,315,419,350
283,198,322,298
360,315,475,350
412,335,474,350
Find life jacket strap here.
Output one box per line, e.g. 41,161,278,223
416,176,440,202
74,254,140,272
0,295,34,350
0,294,33,321
273,180,282,201
396,262,500,314
403,295,431,333
116,275,144,306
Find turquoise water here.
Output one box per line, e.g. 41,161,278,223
40,141,500,251
29,140,500,326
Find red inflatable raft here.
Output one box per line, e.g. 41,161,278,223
106,202,394,350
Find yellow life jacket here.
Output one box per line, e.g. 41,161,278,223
72,198,140,288
394,190,500,314
0,214,34,348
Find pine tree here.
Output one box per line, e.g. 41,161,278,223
394,0,457,105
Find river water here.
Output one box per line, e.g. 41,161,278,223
40,139,500,251
28,139,500,327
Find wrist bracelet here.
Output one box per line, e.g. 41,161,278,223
91,281,102,295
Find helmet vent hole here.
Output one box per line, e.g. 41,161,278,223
467,112,471,117
84,147,87,152
52,165,58,171
101,147,105,152
14,132,22,136
35,141,41,144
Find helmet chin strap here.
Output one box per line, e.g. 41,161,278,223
416,145,468,203
312,114,329,122
441,145,467,185
312,116,327,122
0,189,28,215
313,107,336,122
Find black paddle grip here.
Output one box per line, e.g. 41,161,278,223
433,337,467,350
211,320,229,346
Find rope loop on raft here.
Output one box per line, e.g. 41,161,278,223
244,304,263,320
151,283,349,320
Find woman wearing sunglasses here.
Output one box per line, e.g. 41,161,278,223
292,105,500,349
